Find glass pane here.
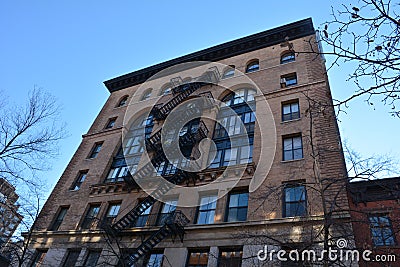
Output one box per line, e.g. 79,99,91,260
293,148,303,159
247,89,256,102
238,193,249,207
229,194,239,207
283,138,293,150
293,137,302,149
291,103,299,113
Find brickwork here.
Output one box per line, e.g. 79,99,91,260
28,19,352,267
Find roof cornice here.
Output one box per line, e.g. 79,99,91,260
104,18,315,92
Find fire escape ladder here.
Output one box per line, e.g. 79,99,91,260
124,211,189,266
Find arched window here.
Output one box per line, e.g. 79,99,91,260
141,89,152,101
117,95,128,107
160,84,172,96
245,60,259,73
281,52,295,64
222,66,235,79
209,89,256,168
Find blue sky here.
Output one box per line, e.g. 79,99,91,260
0,1,398,197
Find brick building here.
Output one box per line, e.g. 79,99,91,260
26,18,352,266
0,178,23,265
348,177,400,266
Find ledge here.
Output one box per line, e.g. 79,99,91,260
104,18,315,92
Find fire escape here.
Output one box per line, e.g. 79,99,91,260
103,67,220,266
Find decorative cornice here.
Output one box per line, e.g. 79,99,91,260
104,18,315,92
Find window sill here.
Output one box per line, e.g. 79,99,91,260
281,118,301,124
281,158,304,163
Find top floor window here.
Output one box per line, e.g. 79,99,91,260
222,65,235,79
280,52,295,64
141,89,152,101
117,95,128,107
245,60,259,73
160,84,172,96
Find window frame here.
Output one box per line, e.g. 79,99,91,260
88,142,103,159
105,117,117,129
368,214,396,247
83,249,102,267
222,65,235,79
282,134,303,161
245,60,260,73
141,88,153,101
104,202,121,225
225,191,249,222
218,247,243,267
144,251,164,267
62,249,81,267
282,182,307,218
280,73,298,88
186,248,210,267
30,249,48,267
282,100,300,122
81,204,101,229
49,206,69,231
70,171,88,190
195,195,217,225
280,52,295,64
117,95,128,107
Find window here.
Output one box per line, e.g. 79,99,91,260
141,88,152,101
222,65,235,79
209,89,256,169
157,199,177,225
83,250,101,267
145,252,164,267
62,250,81,267
133,202,152,227
283,183,307,217
49,207,69,231
123,114,154,174
81,204,101,229
160,85,172,96
369,215,396,246
117,96,128,107
245,60,259,73
196,195,217,224
218,248,243,267
104,203,121,225
226,191,248,222
186,249,209,267
282,101,300,121
88,143,103,159
280,73,297,88
281,52,295,64
283,135,303,161
71,171,87,190
30,249,47,267
105,117,117,129
105,148,130,183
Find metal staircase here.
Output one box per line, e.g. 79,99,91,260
103,67,220,266
123,211,189,267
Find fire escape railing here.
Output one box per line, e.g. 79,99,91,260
101,67,220,265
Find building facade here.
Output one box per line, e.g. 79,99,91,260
0,178,23,265
348,177,400,266
26,18,352,267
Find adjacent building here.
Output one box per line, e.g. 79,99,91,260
26,18,352,266
0,178,23,265
348,177,400,266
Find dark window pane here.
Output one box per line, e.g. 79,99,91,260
84,250,101,267
62,250,80,267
